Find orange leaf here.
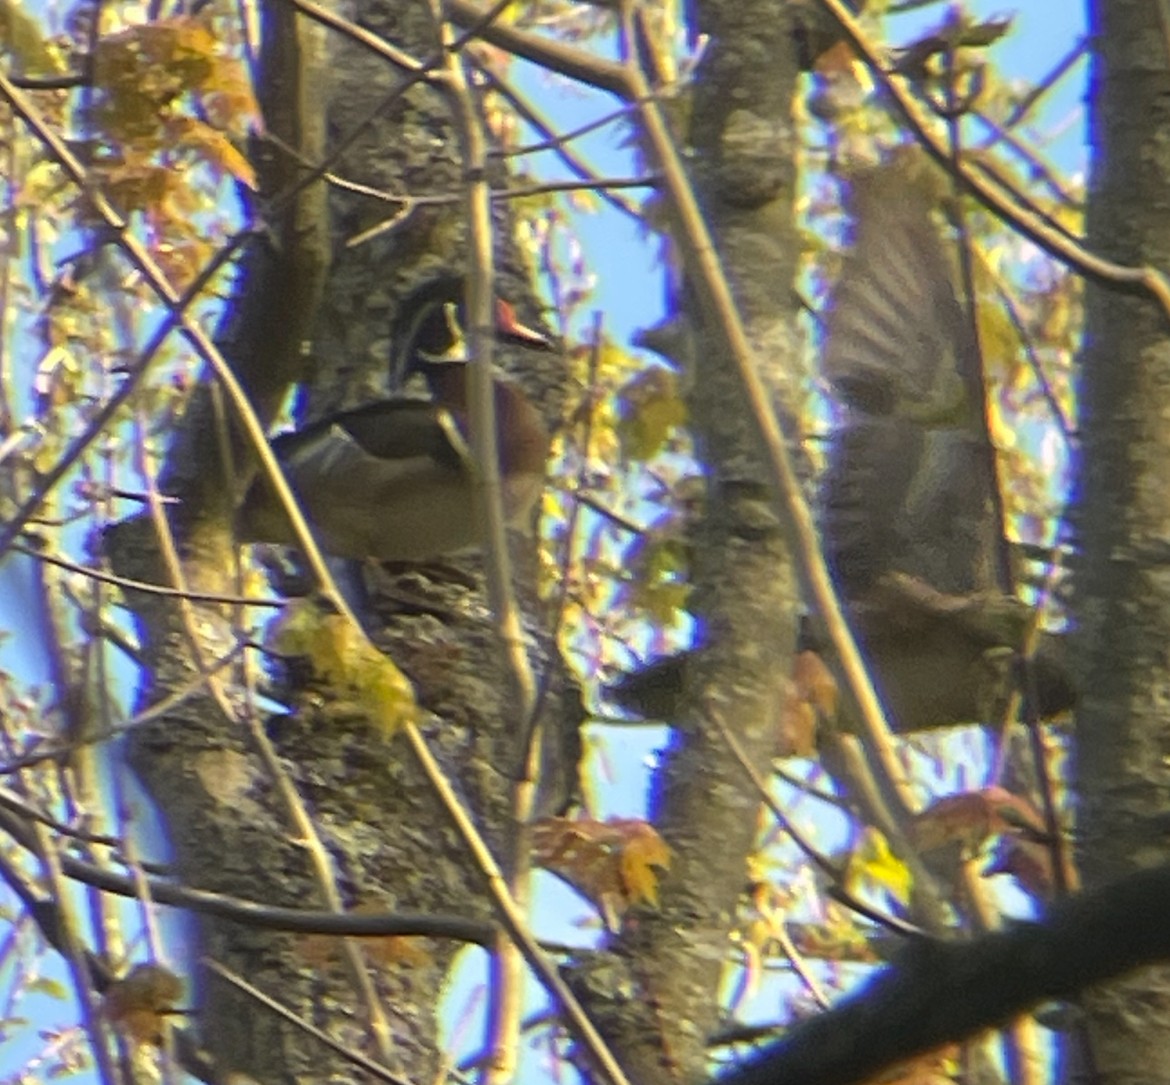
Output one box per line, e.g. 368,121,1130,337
103,964,183,1046
533,816,672,929
814,39,857,76
166,116,257,190
367,936,434,970
779,650,837,756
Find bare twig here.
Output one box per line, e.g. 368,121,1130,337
202,958,411,1085
988,35,1088,137
12,542,284,607
0,72,359,629
0,801,499,941
32,829,122,1085
330,168,655,209
706,704,921,939
446,0,627,94
473,62,644,222
0,646,245,777
402,723,632,1085
431,5,542,1078
817,0,1170,317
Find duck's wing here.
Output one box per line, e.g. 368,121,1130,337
274,399,468,473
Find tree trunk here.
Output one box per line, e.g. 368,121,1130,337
576,5,803,1082
109,1,567,1080
1075,1,1170,1080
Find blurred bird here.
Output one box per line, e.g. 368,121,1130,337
820,156,997,601
235,278,553,562
608,153,1074,734
822,154,1073,729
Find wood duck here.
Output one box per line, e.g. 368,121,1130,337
235,280,553,562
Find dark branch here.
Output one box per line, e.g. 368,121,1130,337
716,864,1170,1085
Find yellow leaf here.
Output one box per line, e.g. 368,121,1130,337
618,820,672,907
844,827,913,905
626,536,690,626
617,367,687,462
269,601,418,736
566,189,600,214
0,0,64,75
94,16,259,145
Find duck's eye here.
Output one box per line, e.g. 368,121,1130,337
418,302,467,363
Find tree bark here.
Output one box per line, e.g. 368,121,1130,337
108,1,567,1080
580,6,803,1082
1075,1,1170,1080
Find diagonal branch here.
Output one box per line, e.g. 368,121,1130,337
616,12,919,822
716,863,1170,1085
817,0,1170,317
0,70,359,628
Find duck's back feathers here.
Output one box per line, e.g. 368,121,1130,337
237,384,548,562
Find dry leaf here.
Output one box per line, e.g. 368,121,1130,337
365,935,434,970
103,963,183,1046
533,816,672,930
780,650,838,756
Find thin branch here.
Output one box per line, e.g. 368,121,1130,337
12,542,284,607
445,0,628,95
32,829,123,1085
473,62,644,222
201,958,411,1085
0,645,245,777
0,803,498,941
973,113,1080,210
329,168,655,209
706,704,921,940
613,8,921,823
990,34,1088,136
816,0,1170,316
982,269,1074,442
532,312,603,736
0,783,164,861
500,98,638,160
402,723,633,1085
5,74,88,89
434,6,539,1078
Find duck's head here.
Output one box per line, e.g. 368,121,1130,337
389,276,552,388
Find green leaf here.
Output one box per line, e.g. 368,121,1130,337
0,1,64,75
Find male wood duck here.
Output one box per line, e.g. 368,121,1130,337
235,279,553,562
